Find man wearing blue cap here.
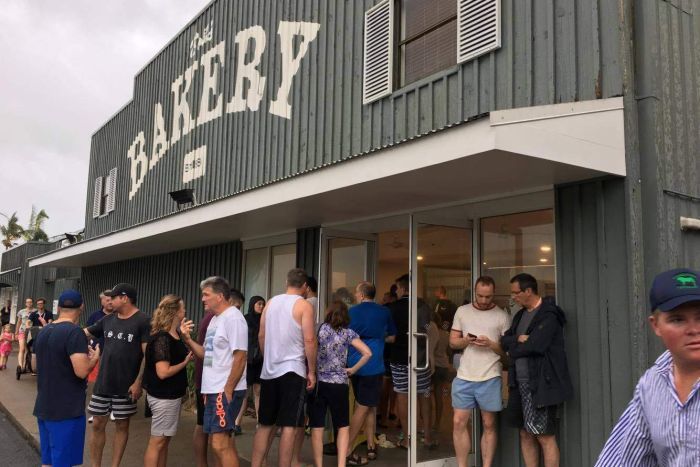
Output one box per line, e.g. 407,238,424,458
596,268,700,466
33,289,100,467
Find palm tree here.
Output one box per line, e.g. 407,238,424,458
21,206,50,242
0,212,24,249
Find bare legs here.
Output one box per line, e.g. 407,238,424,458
210,431,239,467
395,393,409,448
253,425,298,467
418,393,433,445
90,416,130,467
193,425,209,467
520,430,559,467
143,436,171,467
17,335,26,369
480,411,497,467
90,415,108,467
453,409,471,467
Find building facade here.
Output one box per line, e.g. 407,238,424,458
20,0,700,465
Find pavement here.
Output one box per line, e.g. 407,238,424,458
0,348,416,466
0,409,41,466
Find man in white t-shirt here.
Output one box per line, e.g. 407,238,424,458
450,276,511,467
182,277,248,467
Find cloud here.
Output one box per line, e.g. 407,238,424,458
0,0,210,236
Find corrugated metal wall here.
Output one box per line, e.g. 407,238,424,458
84,0,624,240
80,241,242,323
632,0,700,360
554,178,636,466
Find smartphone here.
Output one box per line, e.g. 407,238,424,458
467,332,477,339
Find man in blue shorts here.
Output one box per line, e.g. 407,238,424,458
347,281,396,460
33,290,100,467
450,276,510,467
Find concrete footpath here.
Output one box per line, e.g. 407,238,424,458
0,349,269,466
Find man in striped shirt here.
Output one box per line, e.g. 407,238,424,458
596,268,700,466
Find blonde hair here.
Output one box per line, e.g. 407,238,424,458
151,295,183,335
2,324,12,333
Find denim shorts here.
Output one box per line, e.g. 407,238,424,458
451,376,502,412
202,390,246,434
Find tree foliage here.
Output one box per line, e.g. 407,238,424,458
21,206,50,242
0,212,24,249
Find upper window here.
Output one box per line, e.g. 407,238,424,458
400,0,457,86
92,167,117,218
362,0,501,104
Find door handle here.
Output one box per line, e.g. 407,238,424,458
412,332,430,371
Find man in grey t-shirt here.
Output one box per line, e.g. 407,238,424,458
501,273,573,467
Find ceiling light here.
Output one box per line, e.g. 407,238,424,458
540,245,552,252
482,261,487,265
417,255,424,261
539,258,548,263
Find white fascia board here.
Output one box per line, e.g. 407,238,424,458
29,97,625,268
491,97,626,175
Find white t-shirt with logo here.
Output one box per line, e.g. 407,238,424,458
452,303,511,382
201,306,248,394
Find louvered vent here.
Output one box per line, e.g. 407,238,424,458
457,0,501,64
363,0,393,105
106,167,117,213
92,176,103,219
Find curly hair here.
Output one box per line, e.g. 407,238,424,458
151,295,183,335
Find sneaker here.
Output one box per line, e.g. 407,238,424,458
110,412,116,421
88,416,94,424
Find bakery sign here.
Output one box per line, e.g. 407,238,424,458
127,20,321,200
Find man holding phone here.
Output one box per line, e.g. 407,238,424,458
450,276,511,467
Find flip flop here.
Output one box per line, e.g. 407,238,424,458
347,453,368,466
367,446,378,460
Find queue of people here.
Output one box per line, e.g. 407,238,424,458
18,265,700,466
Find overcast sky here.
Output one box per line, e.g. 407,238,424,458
0,0,210,238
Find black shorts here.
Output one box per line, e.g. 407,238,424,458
351,374,383,408
259,372,307,427
247,362,263,385
196,390,205,426
308,382,349,429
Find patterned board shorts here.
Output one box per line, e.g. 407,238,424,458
389,363,431,395
506,381,558,435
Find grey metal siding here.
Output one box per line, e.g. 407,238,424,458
554,178,635,466
632,0,700,361
83,0,624,240
296,227,320,278
81,241,242,324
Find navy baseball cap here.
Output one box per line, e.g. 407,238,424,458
105,283,137,302
649,268,700,312
58,289,83,309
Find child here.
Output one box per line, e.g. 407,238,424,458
596,268,700,466
0,324,14,370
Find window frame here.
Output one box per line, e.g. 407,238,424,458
242,232,297,304
396,0,459,87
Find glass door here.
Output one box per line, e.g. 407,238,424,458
319,229,377,322
410,214,474,467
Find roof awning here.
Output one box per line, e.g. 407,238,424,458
0,268,20,288
30,97,625,268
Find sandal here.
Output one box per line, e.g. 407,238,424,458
346,453,368,466
367,446,377,461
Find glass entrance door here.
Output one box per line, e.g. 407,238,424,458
410,214,474,467
319,229,377,322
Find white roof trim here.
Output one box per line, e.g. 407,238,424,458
29,97,625,268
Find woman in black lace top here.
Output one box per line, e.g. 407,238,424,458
142,295,193,467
